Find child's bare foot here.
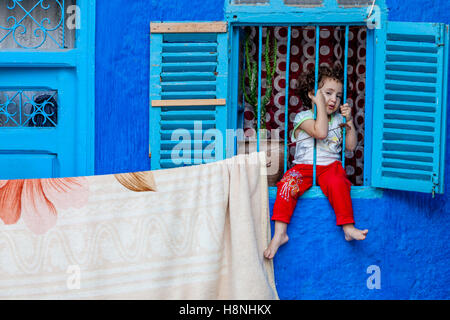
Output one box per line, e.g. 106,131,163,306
343,224,368,241
264,232,289,260
264,221,289,259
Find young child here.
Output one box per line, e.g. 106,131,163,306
264,66,368,260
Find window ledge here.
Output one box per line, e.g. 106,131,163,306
269,186,384,200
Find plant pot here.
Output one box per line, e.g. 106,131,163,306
237,139,285,187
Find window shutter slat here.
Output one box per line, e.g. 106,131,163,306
372,21,449,194
150,22,228,170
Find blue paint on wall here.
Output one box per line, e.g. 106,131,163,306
95,0,224,175
95,1,150,174
95,0,450,299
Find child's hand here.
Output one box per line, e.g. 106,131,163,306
340,103,353,121
311,89,327,110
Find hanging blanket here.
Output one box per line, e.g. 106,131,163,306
0,152,278,300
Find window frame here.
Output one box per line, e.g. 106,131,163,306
227,1,388,199
225,0,385,25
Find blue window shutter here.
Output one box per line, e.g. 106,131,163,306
372,21,449,194
150,22,229,170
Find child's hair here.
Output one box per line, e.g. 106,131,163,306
298,65,344,108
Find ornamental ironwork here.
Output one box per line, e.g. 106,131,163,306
0,0,68,49
0,90,58,127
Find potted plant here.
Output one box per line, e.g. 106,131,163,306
238,29,285,186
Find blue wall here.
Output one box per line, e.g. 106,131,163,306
95,0,223,175
95,0,450,299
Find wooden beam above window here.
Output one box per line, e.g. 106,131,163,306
150,22,228,34
151,99,226,107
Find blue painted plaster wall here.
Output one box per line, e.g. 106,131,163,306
95,0,450,299
95,0,223,175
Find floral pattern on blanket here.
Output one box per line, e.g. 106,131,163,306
114,172,157,193
0,172,157,235
0,155,276,300
0,178,89,235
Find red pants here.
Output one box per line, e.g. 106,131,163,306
272,161,355,226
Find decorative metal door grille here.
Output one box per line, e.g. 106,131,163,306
0,0,76,49
0,90,58,127
150,22,228,170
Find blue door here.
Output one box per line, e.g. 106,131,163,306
0,0,95,179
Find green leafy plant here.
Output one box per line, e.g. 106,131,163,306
241,29,278,131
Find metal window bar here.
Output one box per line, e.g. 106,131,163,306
241,29,246,131
313,25,320,186
342,25,349,167
257,25,263,151
284,26,292,173
245,24,357,186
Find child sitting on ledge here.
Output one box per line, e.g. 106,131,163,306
264,66,368,260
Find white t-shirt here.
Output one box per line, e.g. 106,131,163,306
291,109,344,166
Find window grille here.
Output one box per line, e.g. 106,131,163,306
0,0,76,49
0,90,58,127
238,25,367,186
